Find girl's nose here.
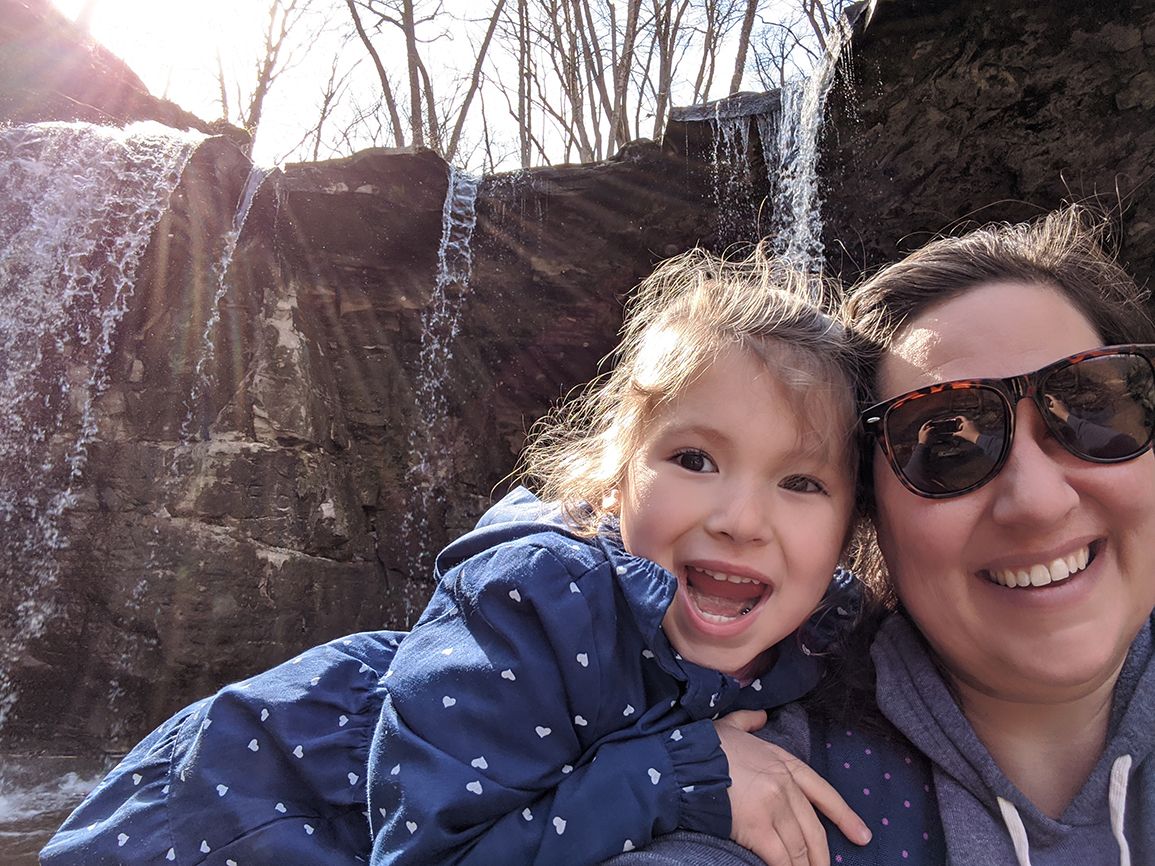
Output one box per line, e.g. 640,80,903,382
704,486,770,545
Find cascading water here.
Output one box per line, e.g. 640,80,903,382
181,164,269,441
398,167,480,614
702,4,865,271
709,108,759,251
764,9,861,271
0,121,203,730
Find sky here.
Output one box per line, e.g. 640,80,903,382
49,0,808,171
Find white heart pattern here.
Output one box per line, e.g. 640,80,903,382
117,834,129,847
752,679,763,691
471,756,489,769
623,840,636,852
535,726,551,738
670,729,683,741
576,653,588,667
500,669,516,681
391,764,401,775
304,824,315,835
562,764,573,774
338,714,349,726
574,715,588,726
247,739,259,752
623,705,635,716
522,808,533,821
260,708,269,721
553,816,567,834
406,821,418,834
275,802,287,813
132,774,142,786
569,582,580,594
442,696,457,708
293,745,304,758
642,649,655,659
441,648,454,656
466,781,483,795
508,589,521,602
227,861,238,866
648,768,661,785
216,784,228,797
166,849,175,861
200,841,211,853
348,772,359,785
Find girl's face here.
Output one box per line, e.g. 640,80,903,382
873,280,1155,705
618,346,855,680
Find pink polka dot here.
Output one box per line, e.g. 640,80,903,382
843,762,851,769
835,857,843,864
845,730,853,736
904,757,912,764
924,784,930,792
923,832,929,841
881,818,889,826
826,742,832,749
864,748,872,755
904,800,910,808
902,851,909,859
884,772,891,780
863,788,870,796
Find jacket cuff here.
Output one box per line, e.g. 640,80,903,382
664,718,732,837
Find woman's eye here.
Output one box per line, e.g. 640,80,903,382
672,450,716,473
781,475,826,494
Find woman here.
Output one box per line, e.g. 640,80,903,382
611,208,1155,866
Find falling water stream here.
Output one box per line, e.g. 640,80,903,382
0,121,204,730
709,6,862,271
0,120,205,856
398,167,480,616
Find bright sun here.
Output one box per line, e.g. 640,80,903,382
50,0,271,126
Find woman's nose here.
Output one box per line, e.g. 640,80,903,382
989,402,1079,527
704,486,770,545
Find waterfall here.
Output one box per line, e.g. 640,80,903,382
181,164,269,441
764,9,860,271
399,167,480,611
0,121,203,729
709,109,759,251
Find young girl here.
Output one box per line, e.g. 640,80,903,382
43,248,870,866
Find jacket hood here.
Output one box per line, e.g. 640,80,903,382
872,611,1155,866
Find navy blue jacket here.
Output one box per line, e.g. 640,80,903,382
43,488,855,866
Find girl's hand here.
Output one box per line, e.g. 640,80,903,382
714,710,871,866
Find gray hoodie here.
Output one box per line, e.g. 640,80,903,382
873,612,1155,866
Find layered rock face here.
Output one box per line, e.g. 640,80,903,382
2,0,1154,755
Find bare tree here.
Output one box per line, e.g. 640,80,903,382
728,0,757,93
216,0,326,156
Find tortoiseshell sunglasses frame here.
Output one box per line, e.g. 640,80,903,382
859,344,1155,499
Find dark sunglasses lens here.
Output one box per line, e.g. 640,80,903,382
1041,353,1155,459
886,387,1008,495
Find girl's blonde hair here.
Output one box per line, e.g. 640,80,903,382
519,246,868,534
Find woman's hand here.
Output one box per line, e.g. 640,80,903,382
714,710,871,866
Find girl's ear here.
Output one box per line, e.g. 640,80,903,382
601,488,620,514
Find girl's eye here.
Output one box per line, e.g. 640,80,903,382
672,449,716,473
781,475,826,494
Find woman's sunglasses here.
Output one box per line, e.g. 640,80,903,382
860,344,1155,498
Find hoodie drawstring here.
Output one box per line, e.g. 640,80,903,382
1109,754,1133,866
997,797,1033,866
997,753,1134,866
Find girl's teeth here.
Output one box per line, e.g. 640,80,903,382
706,570,758,584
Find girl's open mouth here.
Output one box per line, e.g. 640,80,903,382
683,566,769,624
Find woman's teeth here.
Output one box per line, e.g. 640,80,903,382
987,545,1091,588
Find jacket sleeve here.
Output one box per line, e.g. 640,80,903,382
40,634,395,866
368,539,732,866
